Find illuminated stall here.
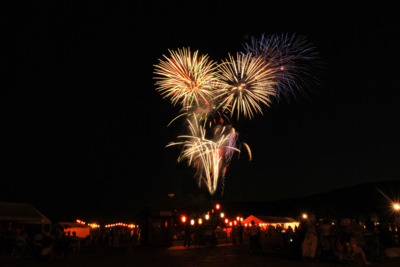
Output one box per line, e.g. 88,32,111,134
139,205,174,246
59,221,90,238
242,215,299,230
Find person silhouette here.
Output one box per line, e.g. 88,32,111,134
183,223,191,248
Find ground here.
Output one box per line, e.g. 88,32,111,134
1,237,400,266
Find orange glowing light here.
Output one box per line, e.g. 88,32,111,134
88,223,100,228
216,203,220,210
225,218,228,224
181,216,187,223
394,203,400,211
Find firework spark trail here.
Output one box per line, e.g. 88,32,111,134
243,33,322,101
173,97,230,128
166,118,240,195
242,142,252,161
216,53,277,120
154,48,219,109
166,92,232,129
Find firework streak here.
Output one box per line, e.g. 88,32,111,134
166,118,239,195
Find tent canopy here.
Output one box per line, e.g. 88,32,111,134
243,215,299,225
0,201,51,225
58,222,90,229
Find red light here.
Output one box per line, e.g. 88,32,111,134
181,216,186,223
216,204,220,210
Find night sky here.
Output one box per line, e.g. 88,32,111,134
4,2,400,222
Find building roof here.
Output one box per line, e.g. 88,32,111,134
0,201,51,224
257,216,299,223
243,215,298,225
58,222,90,229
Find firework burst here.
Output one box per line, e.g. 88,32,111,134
154,48,219,109
243,33,322,100
216,53,278,120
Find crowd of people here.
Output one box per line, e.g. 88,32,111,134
231,216,400,264
2,216,399,264
178,215,400,264
0,224,140,261
279,216,399,264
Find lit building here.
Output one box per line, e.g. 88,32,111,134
242,215,300,230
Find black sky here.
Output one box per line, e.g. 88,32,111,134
3,2,400,222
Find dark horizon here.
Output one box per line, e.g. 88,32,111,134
4,2,400,223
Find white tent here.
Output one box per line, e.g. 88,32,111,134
0,201,51,225
242,215,299,229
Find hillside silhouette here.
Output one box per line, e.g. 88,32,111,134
222,180,400,222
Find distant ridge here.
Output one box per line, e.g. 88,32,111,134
222,180,400,222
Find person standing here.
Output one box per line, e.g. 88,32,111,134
238,222,244,245
249,220,262,254
301,215,318,261
232,225,236,245
183,223,191,248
